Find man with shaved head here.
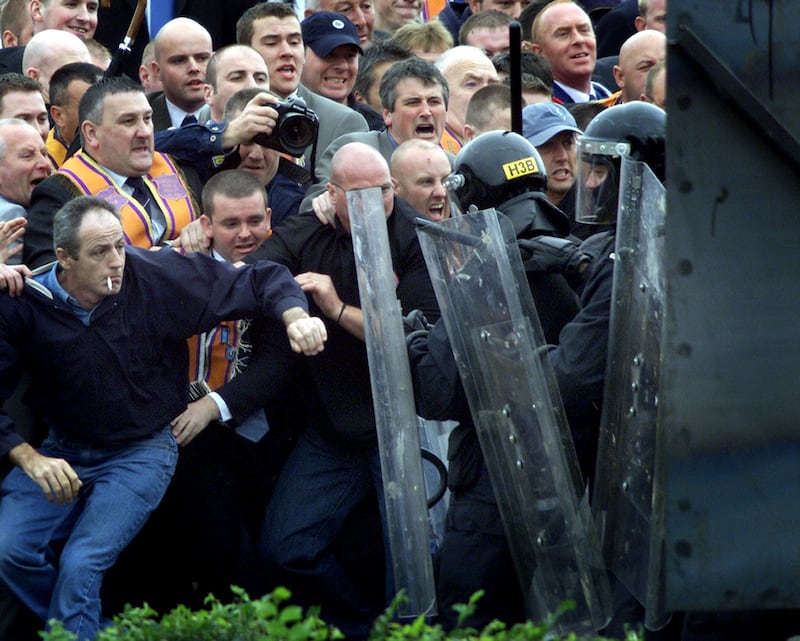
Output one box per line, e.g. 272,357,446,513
149,18,214,130
246,141,439,639
391,138,451,221
612,29,666,103
463,83,514,142
22,30,91,103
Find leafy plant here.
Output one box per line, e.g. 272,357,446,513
42,586,344,641
40,587,642,641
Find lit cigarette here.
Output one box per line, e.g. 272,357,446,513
107,277,113,291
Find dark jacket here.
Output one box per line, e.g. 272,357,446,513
436,1,472,44
0,248,307,458
248,199,439,446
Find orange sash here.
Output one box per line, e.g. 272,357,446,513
422,0,446,20
440,127,462,155
59,151,197,247
187,320,245,391
46,129,68,169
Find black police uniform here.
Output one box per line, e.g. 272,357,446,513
407,236,581,630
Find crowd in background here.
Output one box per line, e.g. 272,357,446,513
0,1,680,641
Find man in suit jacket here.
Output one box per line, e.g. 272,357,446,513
531,0,612,104
148,18,214,130
299,57,451,212
236,2,368,173
95,0,263,82
24,76,203,268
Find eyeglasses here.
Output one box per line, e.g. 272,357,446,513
330,181,394,196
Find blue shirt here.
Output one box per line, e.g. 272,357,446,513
36,263,96,326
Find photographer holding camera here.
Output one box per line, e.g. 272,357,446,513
151,44,312,184
221,87,313,228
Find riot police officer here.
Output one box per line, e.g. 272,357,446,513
550,101,668,639
407,131,585,629
550,100,666,482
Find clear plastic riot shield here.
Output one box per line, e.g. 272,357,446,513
417,209,612,635
592,157,669,630
347,188,437,620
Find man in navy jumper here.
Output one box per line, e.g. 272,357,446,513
0,196,326,641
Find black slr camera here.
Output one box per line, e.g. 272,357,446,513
252,97,319,158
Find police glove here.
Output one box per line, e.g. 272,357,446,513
520,236,592,275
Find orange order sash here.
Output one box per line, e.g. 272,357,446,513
59,151,197,247
440,126,462,155
423,0,447,21
596,91,622,107
46,129,68,169
187,321,244,391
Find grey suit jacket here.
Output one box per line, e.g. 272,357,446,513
296,85,368,172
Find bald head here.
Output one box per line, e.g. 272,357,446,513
23,30,91,101
391,139,451,221
328,142,394,231
153,17,212,59
436,46,498,139
152,18,213,113
613,29,666,103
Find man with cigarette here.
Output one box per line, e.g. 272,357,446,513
0,196,327,641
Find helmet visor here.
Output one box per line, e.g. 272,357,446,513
576,139,630,225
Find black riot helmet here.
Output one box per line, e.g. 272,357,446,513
575,101,665,224
446,130,570,238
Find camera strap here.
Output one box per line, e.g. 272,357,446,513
278,156,313,188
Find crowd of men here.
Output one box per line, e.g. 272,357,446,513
0,1,687,640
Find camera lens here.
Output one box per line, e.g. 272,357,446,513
278,114,316,155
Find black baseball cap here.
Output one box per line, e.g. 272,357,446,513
301,12,363,57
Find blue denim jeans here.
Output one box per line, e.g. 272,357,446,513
259,428,391,639
0,427,177,641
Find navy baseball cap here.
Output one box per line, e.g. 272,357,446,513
301,12,363,58
522,102,582,147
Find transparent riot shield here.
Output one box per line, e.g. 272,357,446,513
592,157,669,629
417,210,612,635
347,188,437,620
